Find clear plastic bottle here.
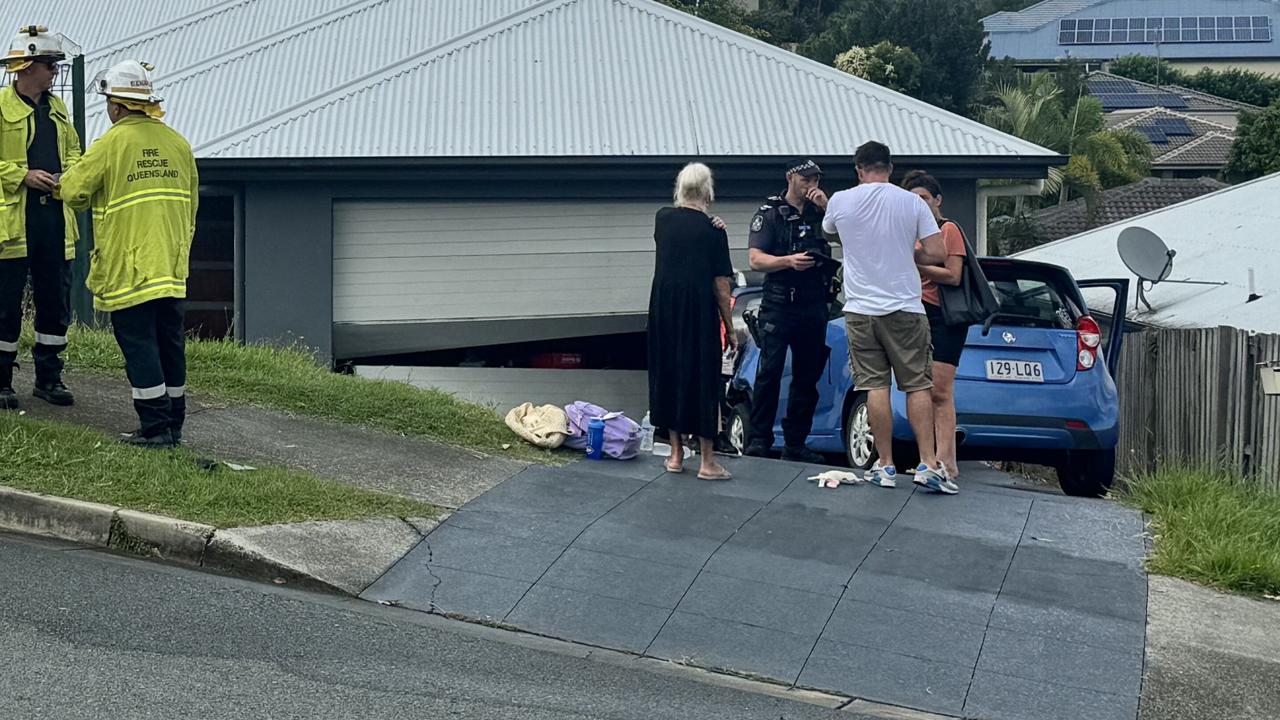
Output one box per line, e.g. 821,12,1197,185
639,412,655,453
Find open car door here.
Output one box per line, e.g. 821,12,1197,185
1075,278,1130,379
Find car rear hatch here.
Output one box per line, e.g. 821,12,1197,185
958,260,1089,386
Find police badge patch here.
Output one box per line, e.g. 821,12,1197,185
750,215,763,232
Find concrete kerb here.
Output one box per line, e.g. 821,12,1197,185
1,484,217,566
0,485,116,545
0,484,428,595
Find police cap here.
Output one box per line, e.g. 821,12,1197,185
784,158,822,178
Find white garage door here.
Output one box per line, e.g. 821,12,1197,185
333,199,759,328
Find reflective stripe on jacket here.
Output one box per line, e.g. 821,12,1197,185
0,84,82,260
55,115,197,312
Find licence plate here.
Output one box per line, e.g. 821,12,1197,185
985,359,1044,382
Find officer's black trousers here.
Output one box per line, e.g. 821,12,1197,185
0,200,71,383
748,302,829,449
110,298,187,439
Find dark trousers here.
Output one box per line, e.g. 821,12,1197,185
748,302,829,449
110,298,186,438
0,201,70,383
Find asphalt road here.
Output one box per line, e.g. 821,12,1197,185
0,533,855,720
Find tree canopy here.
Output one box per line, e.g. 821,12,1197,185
799,0,990,114
834,41,923,95
1225,103,1280,183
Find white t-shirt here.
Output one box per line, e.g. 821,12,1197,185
822,182,941,316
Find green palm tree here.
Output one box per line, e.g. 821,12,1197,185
983,75,1152,218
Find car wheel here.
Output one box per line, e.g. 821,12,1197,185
728,404,750,455
1056,448,1117,497
843,393,877,470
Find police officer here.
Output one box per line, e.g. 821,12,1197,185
743,158,833,463
56,60,197,447
0,26,81,410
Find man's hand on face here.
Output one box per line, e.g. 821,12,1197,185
24,169,57,192
787,253,816,271
805,187,829,209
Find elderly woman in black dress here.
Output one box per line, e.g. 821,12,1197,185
647,162,736,480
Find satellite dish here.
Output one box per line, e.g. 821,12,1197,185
1118,226,1174,283
1116,226,1227,312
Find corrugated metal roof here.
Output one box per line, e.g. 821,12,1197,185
33,0,1057,161
1014,172,1280,333
4,0,231,50
79,0,542,146
194,0,1057,159
982,0,1109,32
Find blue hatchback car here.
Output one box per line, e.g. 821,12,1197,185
725,257,1129,497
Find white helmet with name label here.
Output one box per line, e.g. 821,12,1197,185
92,60,163,104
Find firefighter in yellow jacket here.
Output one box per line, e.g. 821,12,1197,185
56,60,197,447
0,26,82,410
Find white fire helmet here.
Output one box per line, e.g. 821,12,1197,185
92,60,163,104
3,25,78,72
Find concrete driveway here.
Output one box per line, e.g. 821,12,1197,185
365,454,1148,720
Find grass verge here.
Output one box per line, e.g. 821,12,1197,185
1117,467,1280,597
18,324,560,464
1,414,438,528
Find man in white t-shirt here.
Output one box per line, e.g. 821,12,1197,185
821,141,954,494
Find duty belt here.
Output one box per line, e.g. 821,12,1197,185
762,284,825,305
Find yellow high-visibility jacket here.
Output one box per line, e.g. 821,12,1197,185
56,115,197,312
0,84,82,260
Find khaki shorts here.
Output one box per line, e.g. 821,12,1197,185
844,311,933,392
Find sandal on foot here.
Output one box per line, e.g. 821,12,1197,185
664,460,684,474
697,468,733,481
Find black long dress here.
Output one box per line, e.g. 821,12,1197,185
647,206,733,439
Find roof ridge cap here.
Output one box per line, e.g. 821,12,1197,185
1112,108,1160,128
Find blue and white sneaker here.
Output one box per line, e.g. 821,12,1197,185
866,462,898,488
913,463,958,494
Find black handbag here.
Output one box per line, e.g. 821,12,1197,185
936,222,1000,327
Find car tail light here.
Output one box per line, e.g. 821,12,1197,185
1077,315,1101,371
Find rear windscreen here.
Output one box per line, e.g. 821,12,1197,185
981,262,1082,330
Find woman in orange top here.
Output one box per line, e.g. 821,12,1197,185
904,171,966,486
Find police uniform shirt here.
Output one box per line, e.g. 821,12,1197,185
747,194,830,298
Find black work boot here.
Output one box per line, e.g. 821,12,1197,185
33,378,75,406
169,395,186,445
120,429,175,449
0,364,17,411
743,441,771,458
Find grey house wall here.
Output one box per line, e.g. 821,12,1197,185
242,182,335,360
987,0,1280,62
228,163,982,364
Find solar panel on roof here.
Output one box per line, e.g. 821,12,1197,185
1150,93,1189,109
1088,79,1138,94
1136,125,1169,143
1096,94,1153,109
1154,117,1194,135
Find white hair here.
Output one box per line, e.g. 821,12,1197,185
672,162,715,208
